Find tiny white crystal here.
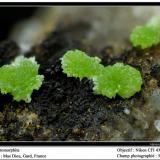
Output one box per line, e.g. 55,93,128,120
154,120,160,132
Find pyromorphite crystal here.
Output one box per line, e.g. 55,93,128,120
93,63,143,99
93,66,119,99
0,56,44,103
61,49,104,79
130,16,160,49
61,50,143,99
130,26,160,49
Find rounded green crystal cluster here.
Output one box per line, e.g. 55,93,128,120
93,63,142,98
61,50,143,99
130,16,160,49
0,56,44,103
61,50,103,79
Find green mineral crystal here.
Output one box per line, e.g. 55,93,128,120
0,56,44,103
61,50,143,99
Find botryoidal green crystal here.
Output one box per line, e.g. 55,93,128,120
0,56,44,103
93,63,143,98
61,49,104,79
61,50,143,99
130,16,160,49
